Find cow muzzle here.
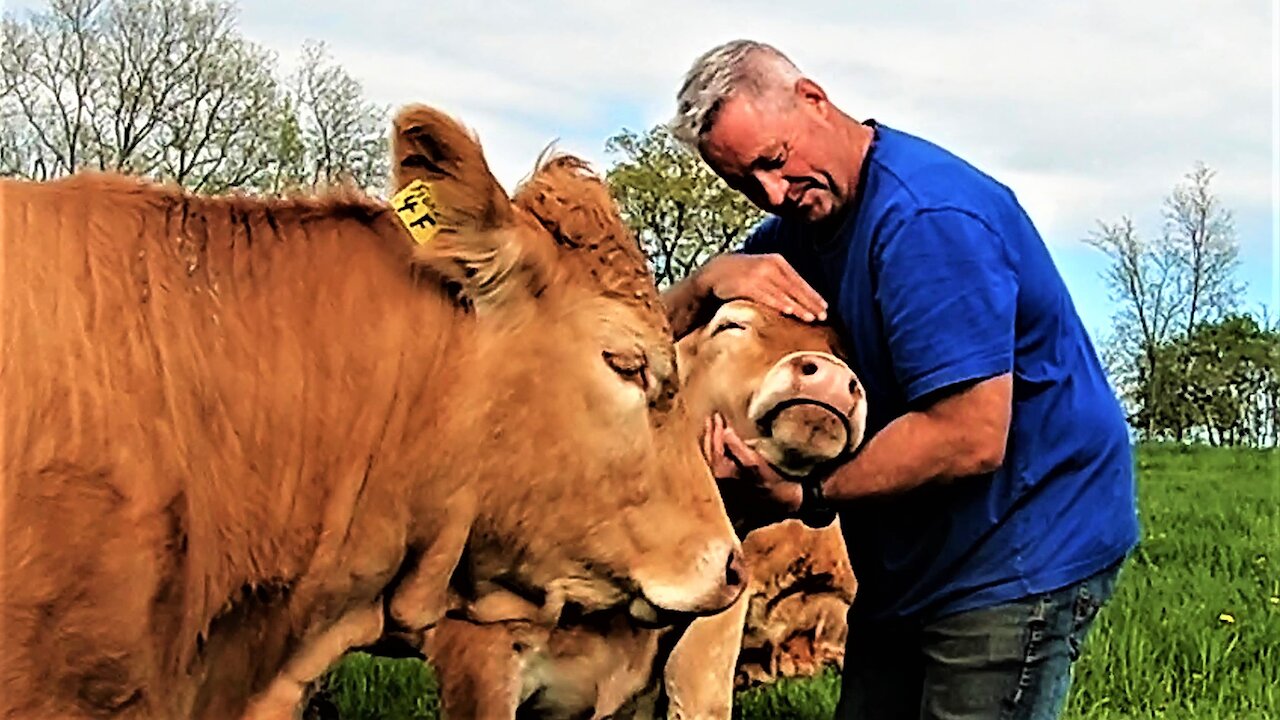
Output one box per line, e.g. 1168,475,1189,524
746,351,866,477
628,540,747,627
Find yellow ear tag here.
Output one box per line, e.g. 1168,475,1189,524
391,179,441,246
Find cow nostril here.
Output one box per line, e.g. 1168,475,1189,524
849,378,860,394
725,549,745,588
800,362,819,376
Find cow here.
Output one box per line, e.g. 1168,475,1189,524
0,104,746,720
715,517,856,690
419,298,866,719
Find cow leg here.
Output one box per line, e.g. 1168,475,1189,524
239,603,384,720
608,684,662,720
388,497,475,633
661,587,752,720
425,618,523,720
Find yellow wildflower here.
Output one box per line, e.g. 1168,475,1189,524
1218,613,1235,624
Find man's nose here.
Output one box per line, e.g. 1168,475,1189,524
758,172,787,208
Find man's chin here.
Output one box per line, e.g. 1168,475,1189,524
804,207,830,223
797,202,835,224
772,194,838,224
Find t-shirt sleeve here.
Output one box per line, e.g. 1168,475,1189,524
872,208,1018,404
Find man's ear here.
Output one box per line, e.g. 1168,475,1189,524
793,77,830,116
390,104,552,310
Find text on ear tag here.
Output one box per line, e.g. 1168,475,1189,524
391,179,440,245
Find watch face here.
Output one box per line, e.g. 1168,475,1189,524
797,479,836,529
806,479,825,503
800,505,838,530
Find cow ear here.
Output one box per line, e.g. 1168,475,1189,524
390,104,552,310
674,334,698,385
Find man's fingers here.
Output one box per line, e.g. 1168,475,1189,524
768,257,828,320
706,414,738,479
769,292,805,321
780,277,827,321
720,424,762,471
714,415,736,464
716,254,826,322
722,426,792,489
717,415,734,458
761,281,818,323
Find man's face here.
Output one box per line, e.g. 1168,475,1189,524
699,86,846,224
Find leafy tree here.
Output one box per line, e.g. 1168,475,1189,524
1140,315,1280,447
604,124,764,288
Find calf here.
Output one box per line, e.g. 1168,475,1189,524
421,299,866,719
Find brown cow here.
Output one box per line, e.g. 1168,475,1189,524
0,104,745,720
723,517,856,689
421,298,866,719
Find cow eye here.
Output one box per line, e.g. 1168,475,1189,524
603,350,650,391
710,320,746,337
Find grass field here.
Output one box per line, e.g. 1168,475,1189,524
314,443,1280,719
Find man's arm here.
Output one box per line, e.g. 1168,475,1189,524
707,372,1011,521
821,373,1012,500
820,208,1018,500
709,208,1020,516
662,269,716,341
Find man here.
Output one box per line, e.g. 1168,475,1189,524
661,40,1139,720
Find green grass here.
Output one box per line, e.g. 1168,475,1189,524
1059,443,1280,720
307,654,439,720
315,443,1280,719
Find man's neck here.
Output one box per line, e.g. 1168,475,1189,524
803,116,875,247
842,117,876,201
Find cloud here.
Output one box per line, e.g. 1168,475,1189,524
234,0,1268,254
11,0,1268,255
3,0,1266,336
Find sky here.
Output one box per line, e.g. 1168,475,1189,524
6,0,1275,342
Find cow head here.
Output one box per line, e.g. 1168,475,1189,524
676,299,867,482
389,105,745,627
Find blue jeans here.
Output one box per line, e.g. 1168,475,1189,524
835,560,1123,720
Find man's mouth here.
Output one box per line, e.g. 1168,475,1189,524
787,185,814,207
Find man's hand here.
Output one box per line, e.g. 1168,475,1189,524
696,253,828,323
702,413,803,512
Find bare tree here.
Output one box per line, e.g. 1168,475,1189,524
1085,215,1183,432
1086,163,1245,440
289,40,389,195
0,0,104,176
0,0,388,196
1164,162,1241,335
0,103,47,178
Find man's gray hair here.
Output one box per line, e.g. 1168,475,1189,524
669,40,803,152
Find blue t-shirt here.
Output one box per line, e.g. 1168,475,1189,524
742,121,1139,625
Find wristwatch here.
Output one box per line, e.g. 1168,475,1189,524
798,477,837,528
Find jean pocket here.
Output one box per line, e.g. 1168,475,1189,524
1067,586,1105,661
